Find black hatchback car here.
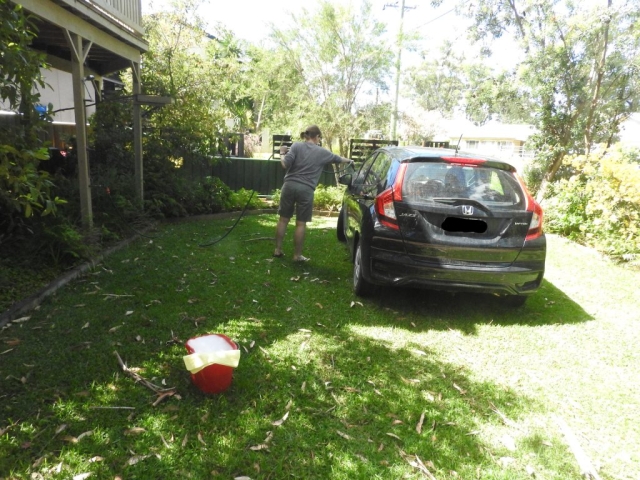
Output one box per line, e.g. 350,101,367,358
337,146,546,306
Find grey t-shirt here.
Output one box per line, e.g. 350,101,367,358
282,141,342,190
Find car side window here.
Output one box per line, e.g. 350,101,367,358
364,152,392,194
352,152,378,187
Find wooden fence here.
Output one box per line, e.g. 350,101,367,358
180,157,338,195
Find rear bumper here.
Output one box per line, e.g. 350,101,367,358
368,248,545,296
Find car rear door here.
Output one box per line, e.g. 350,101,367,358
394,159,534,266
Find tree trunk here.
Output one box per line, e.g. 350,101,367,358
536,150,566,203
583,0,612,153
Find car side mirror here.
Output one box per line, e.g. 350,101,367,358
339,173,352,186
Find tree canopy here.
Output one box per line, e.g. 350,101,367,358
461,0,640,197
268,0,394,154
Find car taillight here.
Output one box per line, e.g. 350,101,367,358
374,164,407,230
514,172,544,240
526,200,544,241
375,187,399,230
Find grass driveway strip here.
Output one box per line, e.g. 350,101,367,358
1,214,638,479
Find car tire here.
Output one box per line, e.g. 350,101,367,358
337,207,346,242
505,295,528,307
353,243,375,297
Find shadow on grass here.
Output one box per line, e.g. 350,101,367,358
0,316,563,479
0,215,584,478
362,278,594,335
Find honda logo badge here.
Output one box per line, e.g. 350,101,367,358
462,205,474,216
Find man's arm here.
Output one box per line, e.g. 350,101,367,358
337,156,354,167
280,145,291,169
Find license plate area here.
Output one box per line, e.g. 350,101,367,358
442,217,488,234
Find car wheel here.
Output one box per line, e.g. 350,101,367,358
337,207,346,242
505,295,527,307
353,243,374,297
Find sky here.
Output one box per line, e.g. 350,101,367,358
141,0,481,63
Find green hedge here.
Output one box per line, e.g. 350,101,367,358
543,146,640,261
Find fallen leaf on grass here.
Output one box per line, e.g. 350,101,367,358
124,427,146,435
386,432,401,440
81,322,89,330
249,443,269,451
400,376,420,385
271,411,289,426
234,477,252,480
88,456,104,463
453,383,467,395
125,311,134,316
78,430,93,441
391,419,403,425
411,349,427,356
198,432,206,445
73,473,92,480
160,434,172,448
126,454,151,466
108,326,122,333
336,430,352,440
3,339,20,346
181,434,188,447
55,424,68,435
416,412,426,434
290,276,300,282
11,316,30,323
315,303,323,309
61,435,78,443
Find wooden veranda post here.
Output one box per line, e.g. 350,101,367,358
132,61,143,207
65,31,93,228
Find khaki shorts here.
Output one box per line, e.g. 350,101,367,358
278,181,314,222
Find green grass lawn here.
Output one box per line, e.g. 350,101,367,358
1,214,639,479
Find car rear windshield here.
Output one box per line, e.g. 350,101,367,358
401,161,526,209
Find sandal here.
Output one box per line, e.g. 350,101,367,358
293,255,310,262
273,252,284,258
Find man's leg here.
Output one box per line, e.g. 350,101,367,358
274,216,290,256
293,221,307,260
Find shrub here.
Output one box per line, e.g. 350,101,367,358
228,188,263,211
543,145,640,261
313,185,345,211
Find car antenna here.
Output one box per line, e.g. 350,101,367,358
454,134,463,155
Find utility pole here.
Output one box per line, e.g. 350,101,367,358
384,0,416,140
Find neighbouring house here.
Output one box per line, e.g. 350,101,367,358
4,0,149,227
441,120,536,173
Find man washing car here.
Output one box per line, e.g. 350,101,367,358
274,125,353,262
